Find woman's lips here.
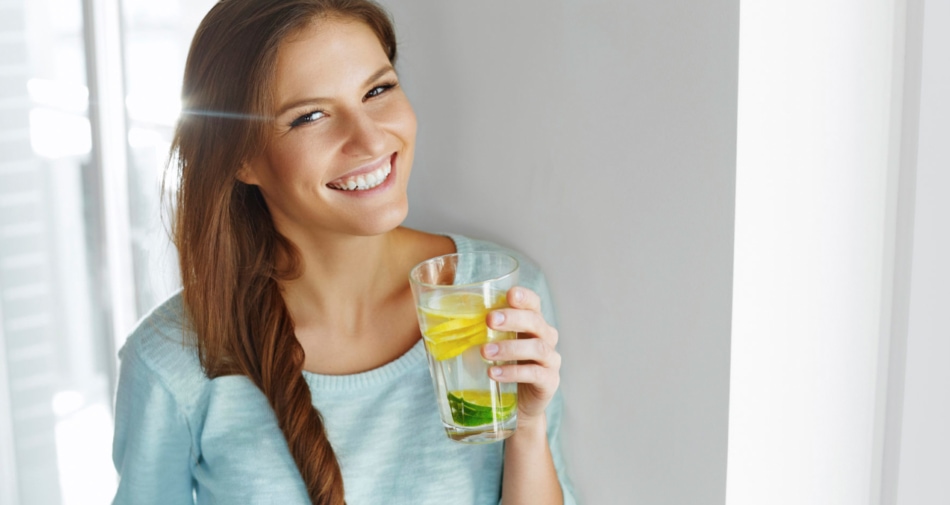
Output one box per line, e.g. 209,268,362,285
326,154,394,191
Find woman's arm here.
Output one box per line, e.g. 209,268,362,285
501,414,563,504
113,349,196,504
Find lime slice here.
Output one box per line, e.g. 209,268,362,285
447,390,517,427
454,390,517,409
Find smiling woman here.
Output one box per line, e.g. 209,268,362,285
110,1,576,504
237,19,417,240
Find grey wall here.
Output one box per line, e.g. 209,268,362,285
894,0,950,502
383,1,738,503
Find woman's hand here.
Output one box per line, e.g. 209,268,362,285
481,286,561,427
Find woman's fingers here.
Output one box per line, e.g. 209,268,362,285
481,332,562,397
488,307,550,338
488,362,560,390
479,286,563,421
507,286,541,312
482,337,561,370
487,292,559,346
480,285,562,407
488,309,559,346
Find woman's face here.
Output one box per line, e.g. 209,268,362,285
241,18,417,240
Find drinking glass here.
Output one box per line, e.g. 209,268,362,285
409,252,520,444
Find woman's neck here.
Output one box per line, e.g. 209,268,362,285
278,227,454,375
279,227,412,331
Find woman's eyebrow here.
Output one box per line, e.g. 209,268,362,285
363,64,396,87
275,64,396,117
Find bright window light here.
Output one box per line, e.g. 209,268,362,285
29,108,92,159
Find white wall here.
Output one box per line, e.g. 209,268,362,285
384,1,738,502
727,2,900,504
893,0,950,502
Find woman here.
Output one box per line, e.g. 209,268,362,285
112,1,575,503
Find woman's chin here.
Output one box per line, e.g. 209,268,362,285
345,202,410,238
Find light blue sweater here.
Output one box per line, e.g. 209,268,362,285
112,234,577,504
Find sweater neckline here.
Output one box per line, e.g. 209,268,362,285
301,233,469,391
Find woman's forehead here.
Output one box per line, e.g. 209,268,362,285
271,18,390,101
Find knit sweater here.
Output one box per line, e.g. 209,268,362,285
112,234,577,504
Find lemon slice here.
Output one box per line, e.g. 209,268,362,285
425,331,488,361
419,291,508,361
425,316,484,338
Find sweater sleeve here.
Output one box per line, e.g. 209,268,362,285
546,389,578,504
112,347,196,504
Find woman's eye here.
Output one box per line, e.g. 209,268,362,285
290,110,325,128
365,83,395,100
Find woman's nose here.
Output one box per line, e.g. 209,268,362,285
340,109,386,157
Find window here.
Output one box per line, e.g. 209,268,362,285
0,0,213,503
1,0,113,503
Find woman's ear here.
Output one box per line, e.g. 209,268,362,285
236,162,260,186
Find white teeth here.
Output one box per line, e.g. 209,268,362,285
328,161,392,191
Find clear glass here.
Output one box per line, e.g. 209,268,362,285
409,252,519,444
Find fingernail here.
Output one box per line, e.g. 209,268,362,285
491,312,505,326
490,366,503,377
484,343,499,357
514,288,524,302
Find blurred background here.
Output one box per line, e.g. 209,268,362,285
0,0,212,503
0,0,946,504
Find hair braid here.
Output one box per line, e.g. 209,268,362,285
229,187,346,505
245,272,345,504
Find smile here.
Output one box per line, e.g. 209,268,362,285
327,158,392,191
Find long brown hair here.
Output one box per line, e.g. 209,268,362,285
168,1,397,503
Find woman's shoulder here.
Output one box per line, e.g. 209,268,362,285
119,291,209,407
